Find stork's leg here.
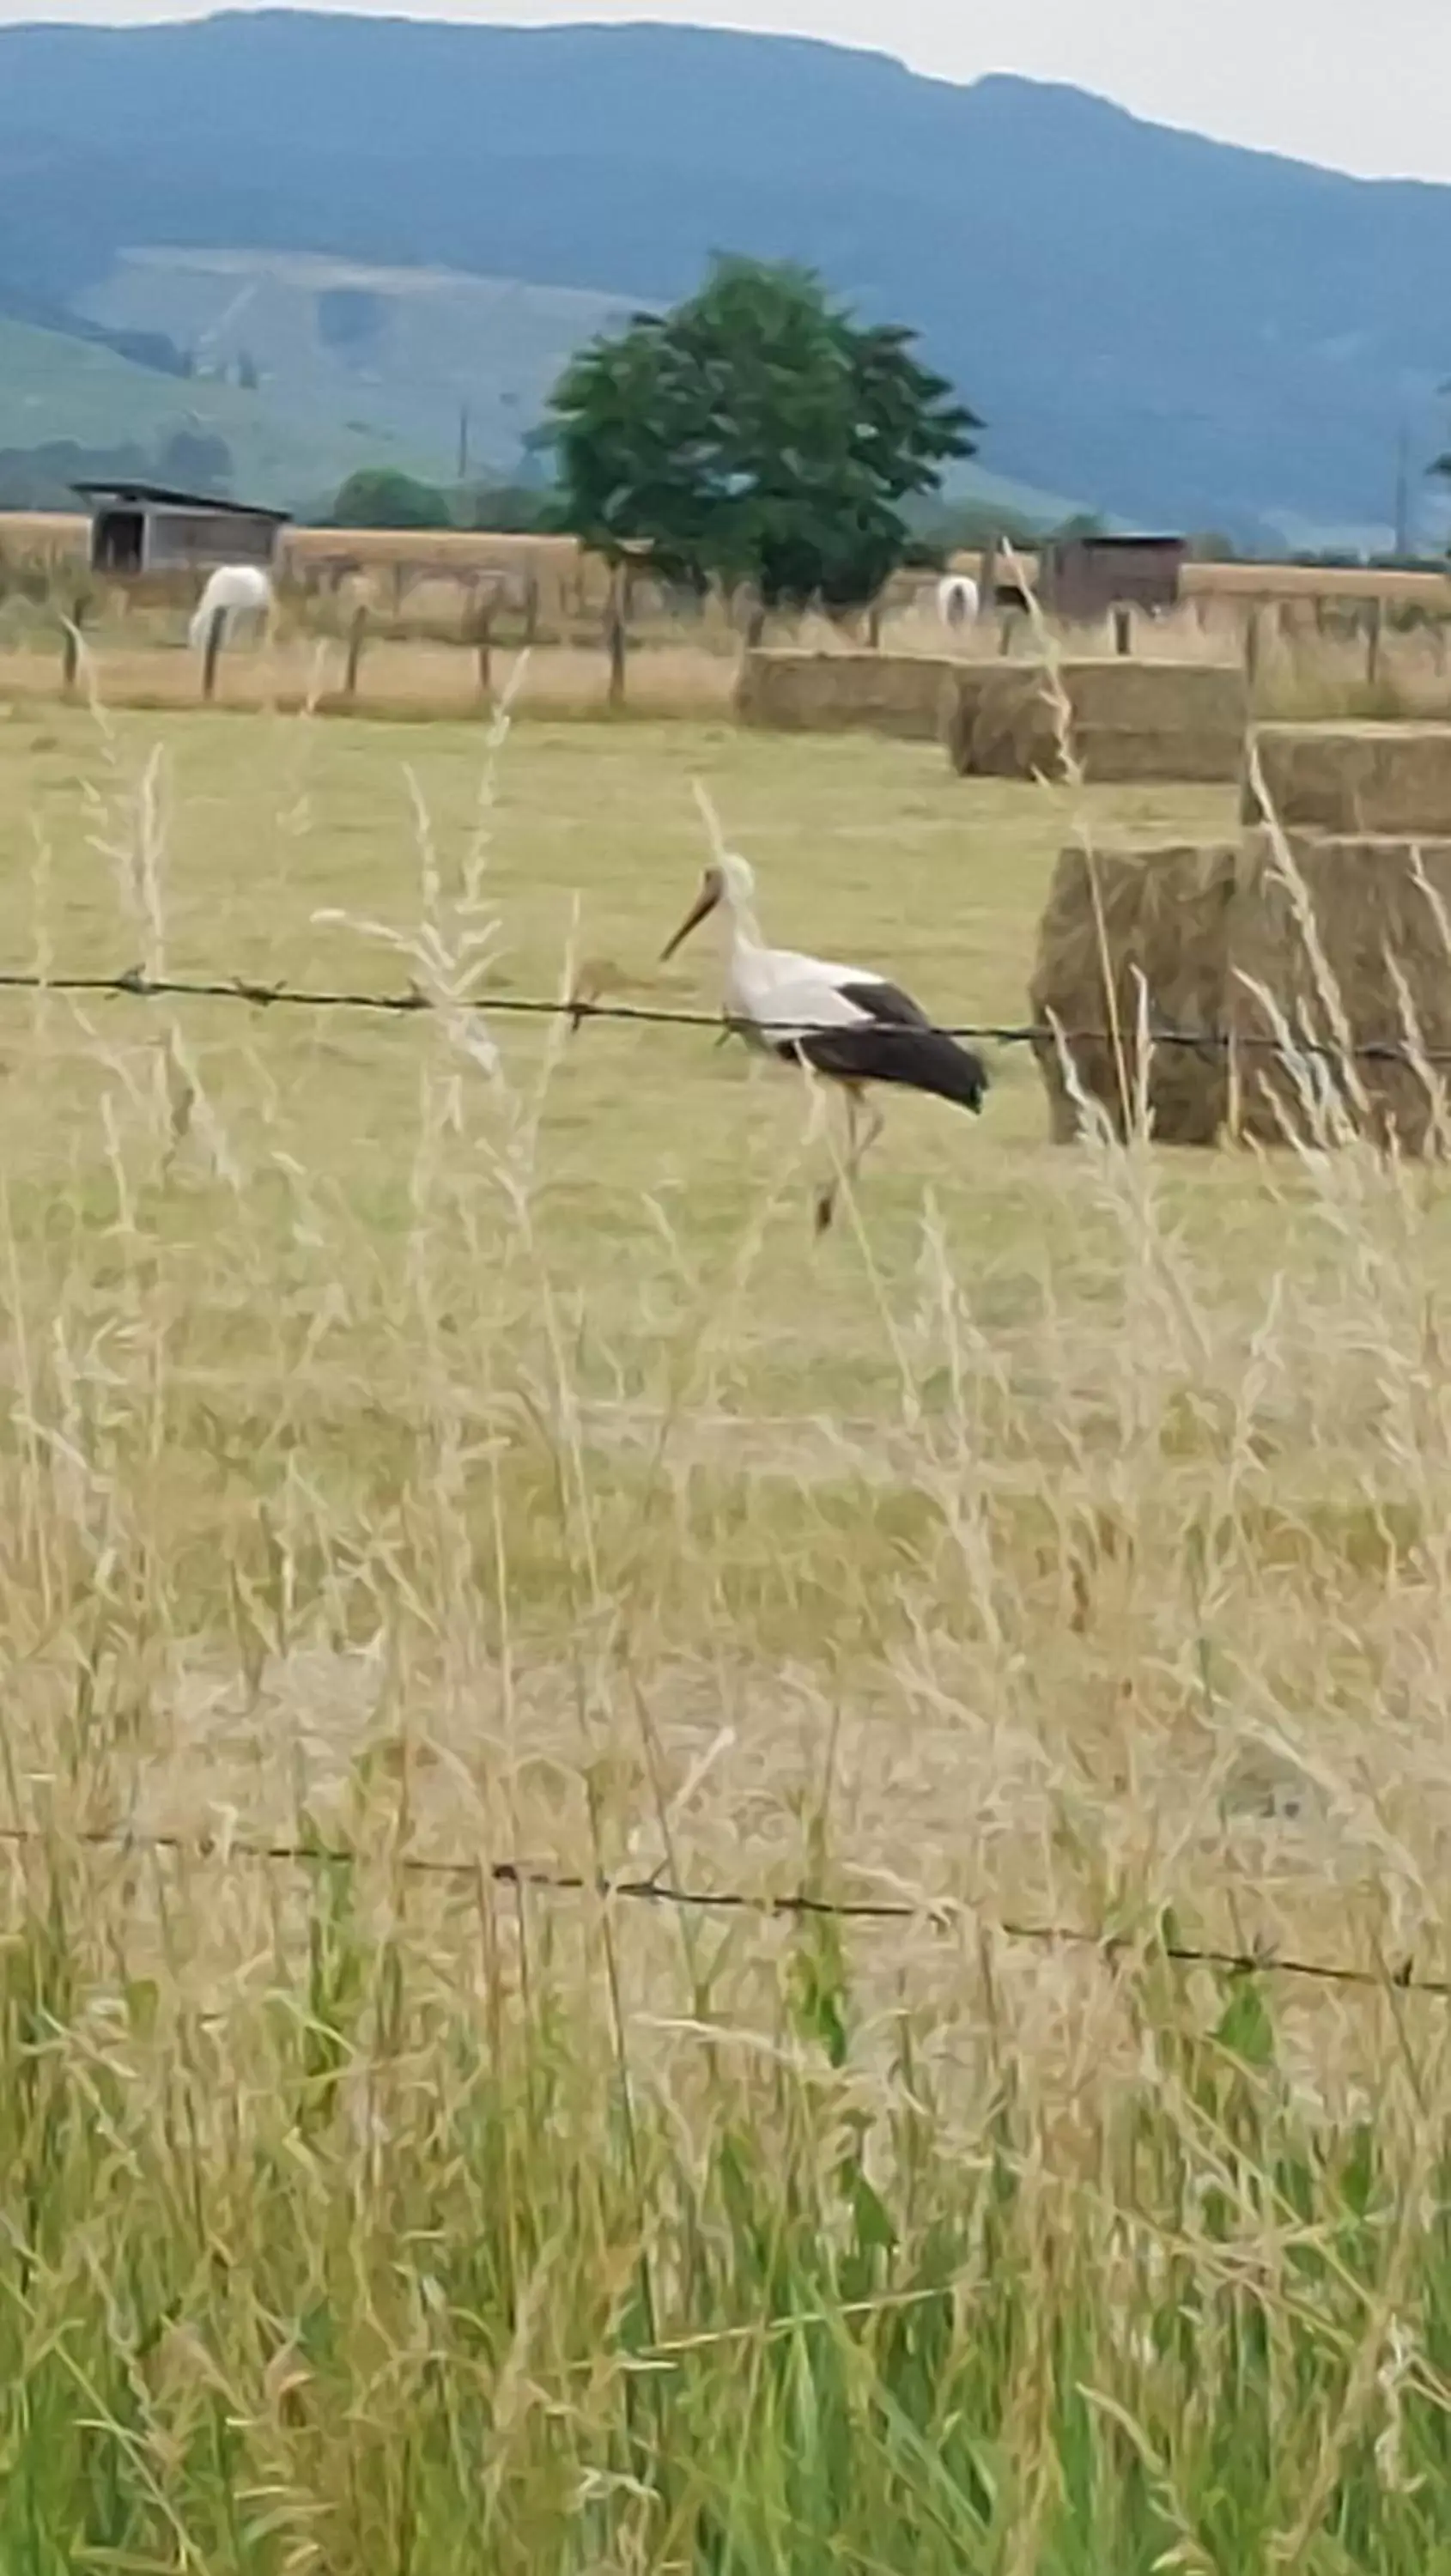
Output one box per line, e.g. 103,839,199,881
847,1095,886,1188
814,1084,865,1235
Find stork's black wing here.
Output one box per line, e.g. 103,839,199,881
780,978,988,1114
839,979,933,1030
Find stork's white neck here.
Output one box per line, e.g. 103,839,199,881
719,878,763,956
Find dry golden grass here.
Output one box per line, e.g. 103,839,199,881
2,690,1451,2558
0,632,739,719
0,688,1441,1965
285,521,582,573
0,507,89,556
1185,556,1451,607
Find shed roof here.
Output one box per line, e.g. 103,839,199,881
71,481,291,522
1054,532,1186,551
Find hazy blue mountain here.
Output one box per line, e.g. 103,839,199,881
0,10,1448,538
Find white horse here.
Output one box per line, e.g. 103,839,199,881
189,564,275,651
937,572,980,631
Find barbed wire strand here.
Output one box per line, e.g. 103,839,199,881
0,963,1442,1066
0,1817,1441,1997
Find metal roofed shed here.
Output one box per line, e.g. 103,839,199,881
73,481,290,579
1038,533,1188,623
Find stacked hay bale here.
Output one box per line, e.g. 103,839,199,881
1030,721,1451,1150
1229,832,1451,1151
944,666,1062,780
1244,724,1451,837
1029,841,1241,1143
944,659,1247,786
735,649,960,741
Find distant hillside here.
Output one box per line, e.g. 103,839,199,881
1,13,1450,537
70,244,1090,525
77,249,636,487
0,315,420,508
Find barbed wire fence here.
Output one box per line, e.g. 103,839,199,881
0,958,1440,1065
0,954,1440,1999
0,1818,1442,1999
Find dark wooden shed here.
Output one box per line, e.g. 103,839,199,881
1039,534,1188,623
74,481,290,579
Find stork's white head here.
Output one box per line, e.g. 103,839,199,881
660,849,757,961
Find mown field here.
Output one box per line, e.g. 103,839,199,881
2,695,1451,2568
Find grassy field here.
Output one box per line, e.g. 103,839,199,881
3,696,1451,2566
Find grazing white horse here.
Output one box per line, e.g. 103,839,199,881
937,572,980,630
189,564,275,651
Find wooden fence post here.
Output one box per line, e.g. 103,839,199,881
60,592,87,696
344,604,368,700
202,605,227,702
1243,606,1263,695
473,593,495,701
980,533,1000,620
865,598,883,648
1366,597,1385,690
1112,604,1133,657
523,567,539,647
605,568,629,707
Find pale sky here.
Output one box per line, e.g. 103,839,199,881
1,0,1447,186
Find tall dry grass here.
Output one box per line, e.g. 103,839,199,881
0,665,1448,2562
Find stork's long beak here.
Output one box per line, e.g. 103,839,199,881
659,876,722,963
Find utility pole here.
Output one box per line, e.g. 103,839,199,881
457,402,471,484
1393,417,1412,559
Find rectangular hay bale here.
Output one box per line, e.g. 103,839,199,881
1029,840,1242,1144
1075,724,1246,786
1065,659,1246,736
951,666,1065,779
1244,724,1451,838
1228,832,1451,1151
939,665,1002,769
945,659,1247,784
735,649,959,740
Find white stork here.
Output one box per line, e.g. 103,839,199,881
660,850,989,1231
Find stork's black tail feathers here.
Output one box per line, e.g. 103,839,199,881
879,1028,989,1113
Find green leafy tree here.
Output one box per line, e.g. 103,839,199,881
330,469,454,530
455,480,551,533
546,256,979,612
